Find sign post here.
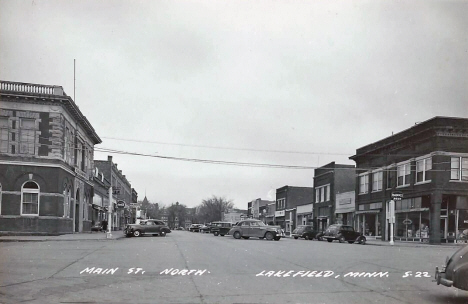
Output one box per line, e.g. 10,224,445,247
388,200,395,245
390,192,403,246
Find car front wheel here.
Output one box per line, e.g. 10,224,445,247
294,236,299,239
339,236,346,243
160,231,166,237
213,231,219,236
274,237,281,241
233,231,241,239
265,232,274,241
359,237,366,245
133,230,141,237
327,239,333,242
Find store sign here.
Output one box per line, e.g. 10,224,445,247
275,210,285,217
117,201,125,208
392,192,404,201
402,219,412,225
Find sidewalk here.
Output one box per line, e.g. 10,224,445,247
0,231,126,242
365,239,464,248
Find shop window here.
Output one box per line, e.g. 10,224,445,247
416,157,432,183
359,174,369,194
397,162,411,187
451,157,468,181
21,181,39,215
395,211,429,239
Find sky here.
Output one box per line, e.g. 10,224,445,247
1,0,467,209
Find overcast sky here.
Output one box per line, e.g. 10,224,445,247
1,0,467,209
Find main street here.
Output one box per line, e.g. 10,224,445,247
1,231,467,304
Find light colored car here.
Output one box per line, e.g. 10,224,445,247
228,219,284,241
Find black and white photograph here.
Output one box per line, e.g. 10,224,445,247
0,1,468,303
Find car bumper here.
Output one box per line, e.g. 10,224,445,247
435,266,453,287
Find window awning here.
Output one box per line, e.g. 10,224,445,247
355,210,381,215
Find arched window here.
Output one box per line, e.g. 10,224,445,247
21,181,39,215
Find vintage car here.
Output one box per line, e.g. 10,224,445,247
210,222,233,236
435,244,468,290
291,225,318,240
189,224,202,232
91,223,103,232
322,224,366,244
199,225,212,233
228,219,284,241
125,219,171,237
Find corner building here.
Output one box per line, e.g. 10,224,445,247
350,117,468,244
0,81,101,234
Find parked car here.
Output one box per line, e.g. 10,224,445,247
228,219,284,241
125,219,171,237
189,224,202,232
200,225,212,233
435,244,468,290
91,223,103,232
210,222,233,236
291,225,318,240
322,224,366,244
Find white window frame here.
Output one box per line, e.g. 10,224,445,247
415,156,432,184
21,181,40,216
315,184,330,202
397,161,411,187
359,173,369,194
451,156,468,181
372,170,383,192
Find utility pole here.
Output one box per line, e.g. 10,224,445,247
107,163,113,238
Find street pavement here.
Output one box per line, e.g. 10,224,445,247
1,231,467,304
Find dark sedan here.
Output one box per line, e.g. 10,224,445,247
435,244,468,290
291,225,317,240
125,219,171,237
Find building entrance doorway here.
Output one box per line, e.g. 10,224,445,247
440,217,448,240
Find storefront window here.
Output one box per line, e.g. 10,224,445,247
394,211,429,239
458,210,468,240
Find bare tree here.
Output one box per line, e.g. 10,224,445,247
167,202,187,229
196,196,234,223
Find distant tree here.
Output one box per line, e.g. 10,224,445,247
139,199,160,219
196,196,234,223
167,202,187,229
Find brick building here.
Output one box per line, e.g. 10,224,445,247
95,156,133,230
313,162,355,232
0,80,101,234
275,186,314,235
350,116,468,244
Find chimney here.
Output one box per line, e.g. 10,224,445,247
108,155,113,162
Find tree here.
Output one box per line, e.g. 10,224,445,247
196,196,234,223
167,202,187,229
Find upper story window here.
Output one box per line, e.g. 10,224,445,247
315,184,330,203
21,181,40,215
372,170,383,192
0,116,9,153
416,157,432,183
397,162,411,187
451,157,468,181
277,198,286,209
75,140,83,169
386,166,396,189
359,173,369,194
19,118,37,155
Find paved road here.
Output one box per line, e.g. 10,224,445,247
1,231,467,304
